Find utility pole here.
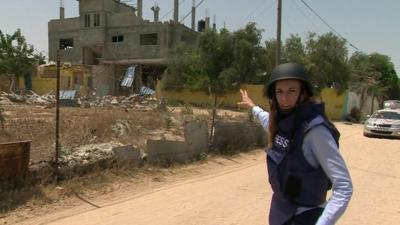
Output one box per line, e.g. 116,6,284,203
276,0,282,66
54,50,61,182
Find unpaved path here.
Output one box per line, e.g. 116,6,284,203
13,123,400,225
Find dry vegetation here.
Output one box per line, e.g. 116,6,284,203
0,101,251,222
0,104,181,162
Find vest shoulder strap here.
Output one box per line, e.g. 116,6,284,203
303,116,340,147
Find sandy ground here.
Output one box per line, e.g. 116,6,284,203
4,122,400,225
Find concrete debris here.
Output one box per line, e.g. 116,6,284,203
0,96,13,105
0,91,159,109
60,142,123,168
79,94,159,109
111,120,132,137
1,91,55,106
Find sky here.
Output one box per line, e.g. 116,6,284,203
0,0,399,73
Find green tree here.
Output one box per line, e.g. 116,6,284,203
163,44,208,91
165,23,266,92
367,83,389,114
348,51,380,110
305,32,350,92
264,39,277,80
0,29,43,92
368,53,400,99
231,22,266,84
199,28,235,93
283,34,307,65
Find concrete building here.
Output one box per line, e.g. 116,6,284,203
48,0,199,96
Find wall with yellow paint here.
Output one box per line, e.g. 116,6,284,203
156,84,269,109
157,83,346,120
19,65,91,96
319,88,346,120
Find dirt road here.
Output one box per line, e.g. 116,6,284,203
17,123,400,225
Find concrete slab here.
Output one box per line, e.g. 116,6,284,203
184,120,209,156
146,140,191,164
112,145,143,166
212,121,267,152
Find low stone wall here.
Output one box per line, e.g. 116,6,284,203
146,120,209,165
212,121,267,153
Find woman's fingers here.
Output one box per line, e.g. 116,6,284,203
238,89,254,108
240,89,248,98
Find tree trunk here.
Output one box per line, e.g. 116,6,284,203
359,86,367,112
8,74,15,93
209,93,218,151
370,93,375,115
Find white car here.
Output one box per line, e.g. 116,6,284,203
363,109,400,138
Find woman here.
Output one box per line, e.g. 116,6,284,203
238,63,353,225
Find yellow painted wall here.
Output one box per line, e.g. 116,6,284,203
20,65,91,96
156,84,269,109
319,88,346,120
29,78,56,95
157,83,346,120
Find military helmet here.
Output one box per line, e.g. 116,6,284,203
266,62,314,99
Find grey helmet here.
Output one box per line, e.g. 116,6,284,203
266,62,314,99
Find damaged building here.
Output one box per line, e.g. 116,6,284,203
48,0,200,96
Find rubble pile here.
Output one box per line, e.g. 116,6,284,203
80,94,159,109
58,142,146,177
0,91,55,106
26,92,56,105
0,91,160,109
60,142,122,168
0,96,12,105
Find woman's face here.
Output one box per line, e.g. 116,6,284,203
275,79,302,110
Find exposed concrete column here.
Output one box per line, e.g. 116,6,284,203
137,0,143,20
213,14,216,31
205,17,210,30
60,7,65,19
174,0,179,23
60,0,65,19
205,8,210,30
151,4,160,22
191,1,196,30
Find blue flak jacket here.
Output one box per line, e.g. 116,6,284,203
267,103,339,207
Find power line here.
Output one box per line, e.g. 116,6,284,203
251,0,276,22
160,0,188,21
180,0,207,23
299,0,359,50
289,0,321,33
244,0,268,21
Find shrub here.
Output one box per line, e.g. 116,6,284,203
350,107,362,122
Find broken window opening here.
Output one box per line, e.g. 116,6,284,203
112,35,124,43
73,72,83,85
67,77,71,88
84,14,91,27
87,76,93,89
59,38,74,50
94,14,100,27
73,75,78,85
140,33,158,46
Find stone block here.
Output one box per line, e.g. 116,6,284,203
184,120,209,156
212,121,267,152
146,140,191,164
112,145,143,166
